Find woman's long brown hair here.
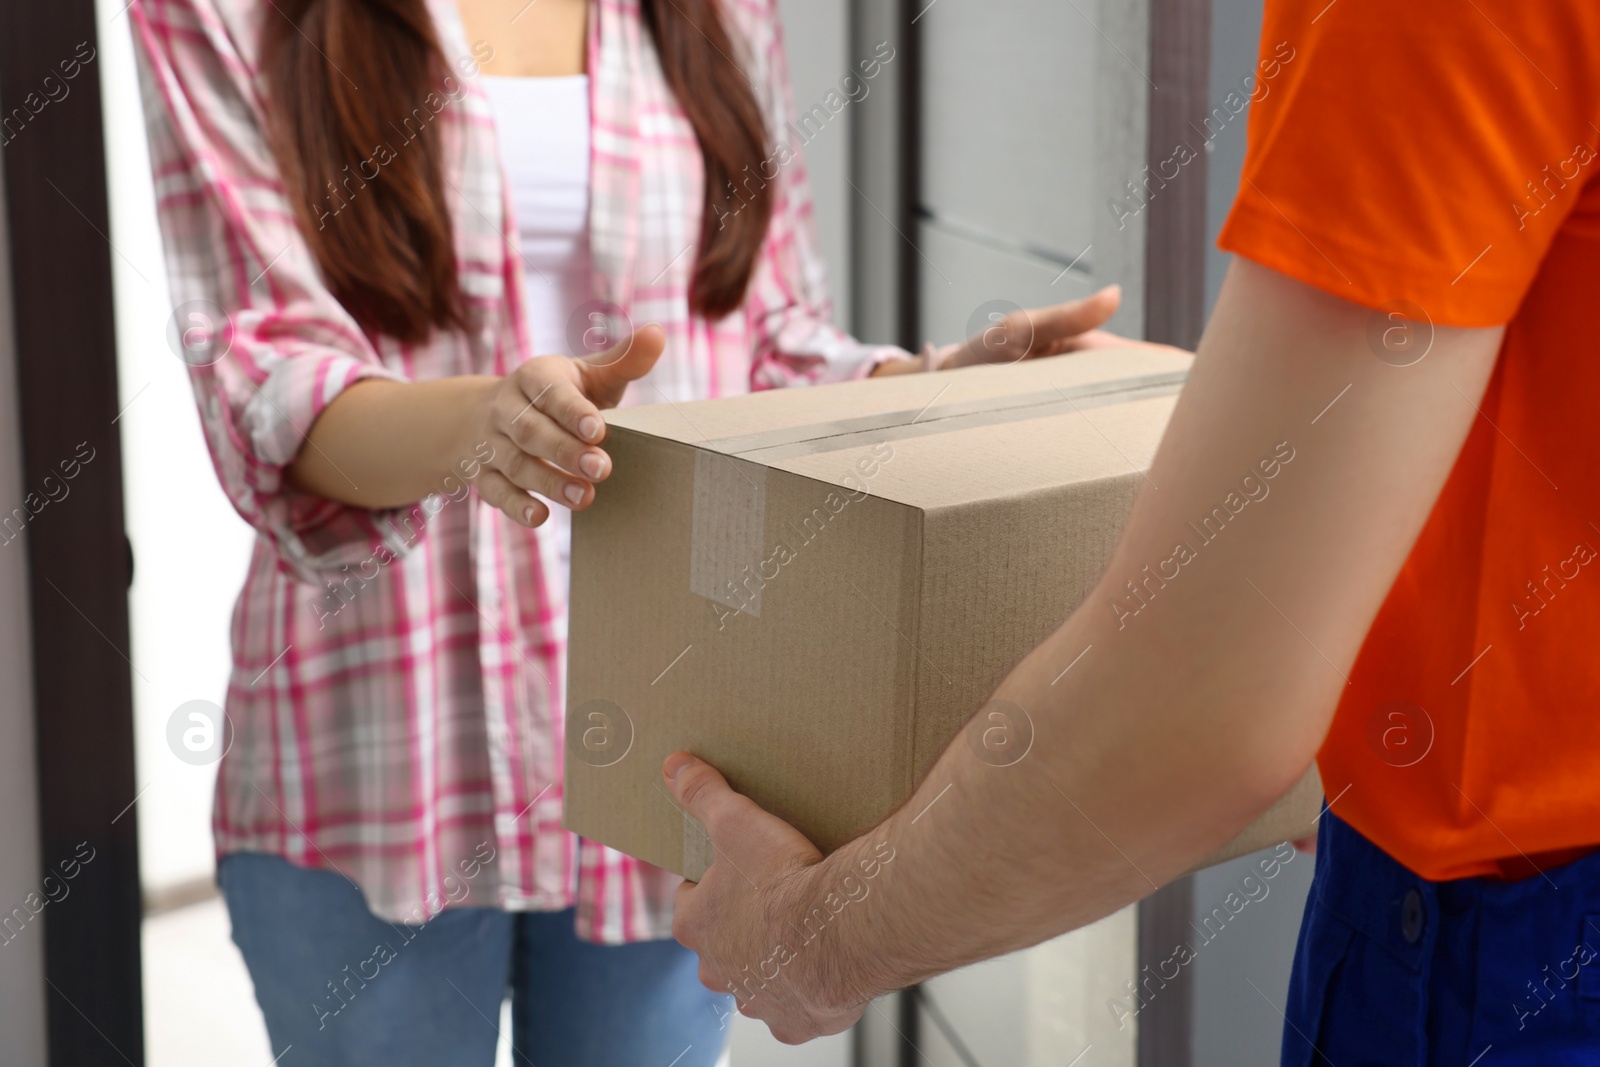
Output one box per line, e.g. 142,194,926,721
261,0,774,345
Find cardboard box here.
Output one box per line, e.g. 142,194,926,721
565,348,1320,880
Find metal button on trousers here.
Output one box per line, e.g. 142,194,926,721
1401,887,1425,944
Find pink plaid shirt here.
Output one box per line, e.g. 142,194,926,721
131,0,902,942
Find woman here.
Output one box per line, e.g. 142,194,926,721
131,0,1123,1063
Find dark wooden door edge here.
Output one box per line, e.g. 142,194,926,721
1,1,145,1063
1140,1,1212,1064
1144,0,1213,354
892,0,922,352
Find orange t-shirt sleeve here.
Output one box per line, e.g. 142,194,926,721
1218,0,1600,327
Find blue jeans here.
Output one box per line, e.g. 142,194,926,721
218,854,733,1067
1283,811,1600,1066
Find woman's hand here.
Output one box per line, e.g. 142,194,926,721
937,284,1126,370
285,325,665,518
469,324,665,527
871,284,1181,376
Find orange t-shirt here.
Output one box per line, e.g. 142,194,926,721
1218,0,1600,881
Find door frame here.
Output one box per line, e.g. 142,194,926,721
1,1,145,1064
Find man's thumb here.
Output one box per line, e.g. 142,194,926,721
664,751,735,830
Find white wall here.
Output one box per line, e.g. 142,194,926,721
916,911,1138,1067
98,0,255,899
0,95,49,1067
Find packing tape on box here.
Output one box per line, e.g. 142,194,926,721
704,369,1188,464
685,369,1185,615
690,450,768,617
683,812,715,882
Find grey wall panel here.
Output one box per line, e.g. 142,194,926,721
849,0,917,348
918,0,1149,342
0,97,49,1067
915,220,1098,352
1090,0,1151,341
1190,846,1314,1067
1137,876,1196,1067
919,1,1097,264
1204,0,1266,313
776,0,854,329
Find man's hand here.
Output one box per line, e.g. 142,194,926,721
663,752,872,1045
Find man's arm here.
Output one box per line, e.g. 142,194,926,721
663,258,1504,1043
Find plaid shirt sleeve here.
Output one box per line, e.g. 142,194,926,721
735,0,912,389
132,0,420,582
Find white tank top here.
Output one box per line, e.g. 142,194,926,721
482,73,594,586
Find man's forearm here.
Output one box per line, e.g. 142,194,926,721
794,573,1316,1009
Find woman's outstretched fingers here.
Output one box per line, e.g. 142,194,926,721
485,434,595,508
490,369,611,485
941,285,1124,369
501,403,610,481
1030,284,1122,352
475,469,549,527
518,367,607,447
